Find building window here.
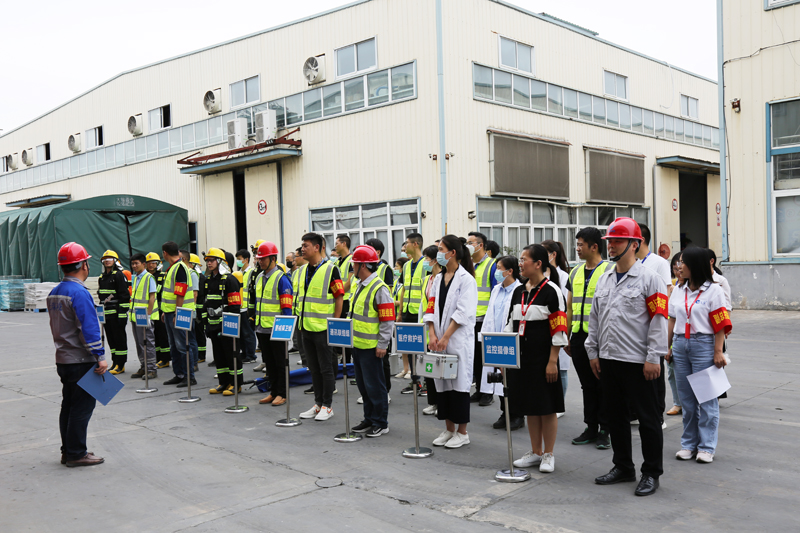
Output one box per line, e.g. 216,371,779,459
85,126,104,150
603,70,628,100
36,143,51,163
230,76,260,109
148,105,172,132
188,222,198,254
499,36,533,74
681,94,699,119
770,99,800,256
336,37,377,78
766,0,800,8
310,199,419,264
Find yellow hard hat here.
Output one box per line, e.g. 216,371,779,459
145,252,160,262
204,247,226,261
252,239,265,251
277,262,288,273
232,271,243,284
189,253,201,265
102,250,119,260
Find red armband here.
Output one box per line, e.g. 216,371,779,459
174,283,188,297
425,297,435,315
645,293,668,320
279,294,293,309
377,302,396,322
548,311,568,336
709,307,732,334
331,279,345,298
227,292,242,305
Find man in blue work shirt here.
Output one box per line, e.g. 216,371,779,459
48,242,107,468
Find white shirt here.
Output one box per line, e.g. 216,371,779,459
668,281,732,336
640,252,672,286
547,267,571,370
713,272,732,310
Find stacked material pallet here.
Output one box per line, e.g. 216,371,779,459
0,277,40,311
25,282,58,311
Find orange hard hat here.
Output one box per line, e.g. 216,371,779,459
602,217,643,241
57,242,91,265
351,245,380,263
255,241,279,259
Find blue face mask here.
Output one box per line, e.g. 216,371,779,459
436,251,448,266
422,261,433,273
400,251,408,259
494,269,506,283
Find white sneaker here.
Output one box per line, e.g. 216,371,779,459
403,371,412,379
676,449,696,460
254,362,266,372
432,430,455,446
630,419,640,426
661,421,668,429
444,432,470,449
388,394,391,404
423,404,438,415
357,396,364,404
314,406,334,421
394,371,407,378
513,450,542,468
556,412,565,419
299,405,321,419
539,452,555,473
696,451,714,463
333,389,338,394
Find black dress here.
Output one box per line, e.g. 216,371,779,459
506,279,566,416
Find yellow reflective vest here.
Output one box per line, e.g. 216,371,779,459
254,269,285,330
296,261,336,332
569,261,609,334
402,257,425,315
160,261,195,313
474,256,496,318
351,275,388,349
129,271,154,321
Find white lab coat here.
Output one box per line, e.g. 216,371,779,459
423,265,478,393
550,267,571,372
479,279,521,395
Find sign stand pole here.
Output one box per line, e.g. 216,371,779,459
403,353,433,458
225,337,248,413
136,321,157,393
276,340,301,427
178,328,200,403
495,368,530,482
334,347,361,442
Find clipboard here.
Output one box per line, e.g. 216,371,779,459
77,365,125,406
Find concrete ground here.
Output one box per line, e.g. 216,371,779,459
0,309,798,532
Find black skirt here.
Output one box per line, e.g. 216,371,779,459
507,334,565,416
436,390,470,424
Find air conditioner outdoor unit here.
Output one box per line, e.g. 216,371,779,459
303,55,326,85
203,88,221,114
227,117,248,149
21,148,34,166
68,133,81,153
255,110,278,143
127,114,143,136
7,153,19,171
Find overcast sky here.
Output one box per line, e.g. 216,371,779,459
0,0,717,134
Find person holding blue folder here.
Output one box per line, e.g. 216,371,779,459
48,242,107,468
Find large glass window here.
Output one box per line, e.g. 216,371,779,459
513,75,530,108
368,71,389,106
631,107,643,132
681,94,699,119
344,78,365,111
643,110,654,135
148,104,171,132
303,88,322,121
531,80,546,111
499,36,533,74
606,100,619,127
336,37,377,78
547,84,563,115
391,63,414,100
474,64,493,100
286,94,303,125
770,99,800,256
593,96,606,124
494,70,512,104
619,103,631,129
563,88,578,118
230,76,260,108
323,83,343,116
604,71,628,100
579,92,592,121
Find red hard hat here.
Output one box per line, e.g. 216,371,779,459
602,217,644,241
57,242,91,265
255,241,279,259
351,245,380,263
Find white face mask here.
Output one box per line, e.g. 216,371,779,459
466,244,476,255
219,262,231,275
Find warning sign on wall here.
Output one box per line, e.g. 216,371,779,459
258,200,267,215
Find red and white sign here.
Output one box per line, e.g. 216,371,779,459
258,200,267,215
716,203,721,214
672,199,678,211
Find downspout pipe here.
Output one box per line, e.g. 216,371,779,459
436,0,448,235
277,161,285,258
717,0,730,261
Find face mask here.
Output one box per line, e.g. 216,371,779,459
494,269,506,283
286,261,294,269
194,265,202,273
400,251,408,259
236,260,244,269
466,244,476,255
436,251,449,266
393,269,401,277
422,261,433,273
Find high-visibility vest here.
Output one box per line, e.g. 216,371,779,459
296,261,336,332
130,271,154,320
569,261,609,334
351,275,388,349
376,262,389,284
160,260,195,313
291,268,301,315
402,258,425,315
254,269,285,329
241,266,255,310
338,255,353,302
474,256,496,318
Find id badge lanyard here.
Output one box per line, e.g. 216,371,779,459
684,289,703,339
518,281,546,337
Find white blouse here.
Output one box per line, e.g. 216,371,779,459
668,281,732,336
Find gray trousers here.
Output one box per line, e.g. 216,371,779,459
131,323,157,371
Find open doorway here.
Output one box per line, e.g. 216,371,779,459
233,170,248,252
679,172,708,249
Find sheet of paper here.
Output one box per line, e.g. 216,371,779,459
686,364,731,404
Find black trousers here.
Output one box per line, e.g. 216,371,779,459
153,319,170,363
257,332,286,398
627,357,666,423
472,320,483,388
103,315,128,368
571,331,608,432
600,358,664,479
208,331,240,388
425,378,439,406
302,330,335,408
57,362,97,461
196,319,207,360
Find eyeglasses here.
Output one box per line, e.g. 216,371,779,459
675,261,683,266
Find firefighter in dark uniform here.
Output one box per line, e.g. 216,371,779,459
190,254,208,363
146,253,171,368
98,250,131,375
204,248,243,395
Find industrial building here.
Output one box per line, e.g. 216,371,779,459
0,0,721,280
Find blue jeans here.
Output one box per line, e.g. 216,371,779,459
353,347,389,428
673,334,719,454
560,369,568,400
164,312,195,379
668,360,681,407
189,321,199,368
57,362,97,461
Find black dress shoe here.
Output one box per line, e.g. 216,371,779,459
163,376,183,385
479,394,494,407
492,414,506,429
509,416,525,431
351,420,372,433
469,391,482,402
634,475,659,496
176,378,197,388
595,467,637,485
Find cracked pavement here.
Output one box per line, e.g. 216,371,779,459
0,310,798,532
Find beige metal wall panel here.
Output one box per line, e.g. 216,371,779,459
202,172,236,252
655,167,681,259
243,165,281,248
707,174,722,256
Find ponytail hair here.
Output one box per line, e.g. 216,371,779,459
522,244,559,287
440,234,476,277
706,248,723,275
541,239,569,273
497,255,521,281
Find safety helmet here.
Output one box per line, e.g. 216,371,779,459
351,245,380,263
602,218,643,241
189,253,201,265
252,239,265,251
101,250,119,260
204,247,226,262
145,252,160,263
57,242,91,265
232,271,243,284
255,241,279,259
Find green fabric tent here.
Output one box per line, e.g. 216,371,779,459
0,195,189,281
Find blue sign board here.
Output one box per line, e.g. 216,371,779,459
221,312,240,338
481,333,521,369
271,315,297,342
133,308,150,328
174,307,194,331
394,323,427,355
96,305,105,325
327,318,353,348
